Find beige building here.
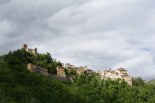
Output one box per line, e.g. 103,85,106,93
57,66,66,77
65,63,76,69
99,68,132,86
21,44,37,55
65,63,91,75
75,66,88,75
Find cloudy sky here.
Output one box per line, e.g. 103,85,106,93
0,0,155,80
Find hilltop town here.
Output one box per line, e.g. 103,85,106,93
22,44,132,85
1,43,155,103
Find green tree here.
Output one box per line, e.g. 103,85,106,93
132,77,145,86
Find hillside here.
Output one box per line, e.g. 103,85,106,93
0,48,155,103
0,50,82,103
146,79,155,86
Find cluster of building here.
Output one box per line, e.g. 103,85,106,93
63,63,132,85
26,62,94,79
65,63,94,74
55,64,92,77
98,68,132,86
21,44,132,85
58,64,132,85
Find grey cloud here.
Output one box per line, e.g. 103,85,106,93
0,0,11,5
0,0,89,51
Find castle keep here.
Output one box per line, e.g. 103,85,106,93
21,44,37,55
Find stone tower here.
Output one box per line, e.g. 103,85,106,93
21,44,27,50
32,48,37,55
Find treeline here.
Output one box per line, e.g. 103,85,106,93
70,74,155,103
0,49,155,103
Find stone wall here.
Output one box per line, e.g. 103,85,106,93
27,63,48,76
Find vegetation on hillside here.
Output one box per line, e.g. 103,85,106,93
0,49,155,103
146,79,155,86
